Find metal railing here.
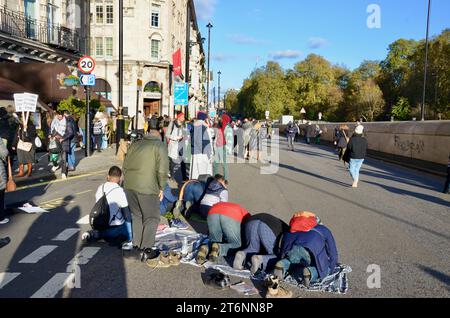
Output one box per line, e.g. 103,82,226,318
0,5,80,52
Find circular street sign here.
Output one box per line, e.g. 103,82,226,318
78,56,96,74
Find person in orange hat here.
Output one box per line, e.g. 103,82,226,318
274,212,338,288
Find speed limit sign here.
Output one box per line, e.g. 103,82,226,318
78,56,96,74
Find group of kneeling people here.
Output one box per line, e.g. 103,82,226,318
175,177,339,288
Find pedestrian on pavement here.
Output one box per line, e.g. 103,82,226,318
199,174,229,218
64,111,78,171
233,213,289,274
274,212,338,288
93,115,104,152
337,125,350,163
0,138,9,225
305,122,315,145
443,155,450,194
224,119,234,156
344,125,368,188
315,124,322,145
58,112,75,180
196,202,250,264
49,111,66,172
5,106,19,162
167,112,187,181
213,113,231,180
249,121,261,160
190,112,213,180
82,166,133,250
122,117,169,262
15,117,37,178
286,122,297,152
242,118,253,160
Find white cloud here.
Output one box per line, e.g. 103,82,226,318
269,50,302,60
228,34,269,45
308,37,329,49
194,0,218,21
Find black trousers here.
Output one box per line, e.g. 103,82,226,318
126,190,160,250
0,189,6,222
94,135,102,150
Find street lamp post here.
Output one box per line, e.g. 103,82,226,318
218,71,221,110
421,0,432,121
206,22,213,112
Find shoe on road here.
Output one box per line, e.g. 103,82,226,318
0,218,10,225
146,253,172,269
266,283,293,298
121,241,134,251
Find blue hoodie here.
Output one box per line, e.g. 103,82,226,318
200,180,228,207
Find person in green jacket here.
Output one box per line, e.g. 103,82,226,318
123,117,169,262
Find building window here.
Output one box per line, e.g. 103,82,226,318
151,4,160,28
106,5,113,24
151,39,160,60
95,37,104,57
105,37,113,58
96,5,104,24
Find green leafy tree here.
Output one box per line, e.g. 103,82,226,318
57,96,86,119
223,89,239,115
391,97,411,120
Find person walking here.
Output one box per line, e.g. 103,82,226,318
122,118,169,262
213,113,231,180
49,111,66,173
337,125,350,163
242,118,253,160
344,125,368,188
93,116,104,152
286,122,297,152
59,113,75,180
0,138,9,225
190,112,213,180
64,111,78,171
15,117,37,178
305,122,315,145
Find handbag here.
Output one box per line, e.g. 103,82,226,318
17,139,33,152
6,157,16,192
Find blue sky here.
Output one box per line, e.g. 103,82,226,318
193,0,449,95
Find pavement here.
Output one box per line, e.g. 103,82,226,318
0,138,449,298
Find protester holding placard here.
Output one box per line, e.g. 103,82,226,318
15,117,37,178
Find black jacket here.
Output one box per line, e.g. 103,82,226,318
346,135,368,159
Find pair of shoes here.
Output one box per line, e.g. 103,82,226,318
121,241,134,251
0,218,10,225
169,218,189,230
265,280,293,298
81,230,99,243
61,173,67,180
208,243,220,263
233,251,246,270
146,253,172,269
196,244,209,265
250,255,263,274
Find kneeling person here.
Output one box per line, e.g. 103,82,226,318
196,202,250,264
82,166,133,250
233,213,289,274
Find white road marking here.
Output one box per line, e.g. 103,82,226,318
68,247,101,265
52,229,80,241
30,273,74,298
0,273,21,289
76,215,90,225
18,246,58,264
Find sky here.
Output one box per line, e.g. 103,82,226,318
193,0,450,96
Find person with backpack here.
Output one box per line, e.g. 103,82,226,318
93,116,104,152
82,166,133,250
0,138,9,225
274,212,338,288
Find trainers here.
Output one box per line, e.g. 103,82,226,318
250,255,263,274
169,218,189,230
302,267,312,288
196,244,209,265
121,241,134,251
146,253,172,269
233,251,246,270
0,218,10,225
61,173,67,180
266,283,293,299
208,243,220,263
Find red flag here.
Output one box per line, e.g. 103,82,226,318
172,48,183,77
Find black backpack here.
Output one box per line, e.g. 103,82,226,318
89,186,120,231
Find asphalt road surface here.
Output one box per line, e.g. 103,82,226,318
1,140,449,298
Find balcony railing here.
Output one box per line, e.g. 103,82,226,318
0,5,80,53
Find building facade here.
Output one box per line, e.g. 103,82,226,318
0,0,87,64
90,0,206,120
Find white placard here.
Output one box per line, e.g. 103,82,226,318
23,93,38,112
13,93,25,111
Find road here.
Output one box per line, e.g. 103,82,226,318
0,139,449,298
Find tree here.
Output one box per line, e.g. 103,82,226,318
57,96,86,119
223,89,239,115
391,97,411,121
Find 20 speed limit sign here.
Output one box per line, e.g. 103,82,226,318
78,56,96,74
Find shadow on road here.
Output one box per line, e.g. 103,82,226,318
416,264,450,291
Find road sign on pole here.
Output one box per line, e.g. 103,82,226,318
78,56,96,74
174,83,189,106
79,74,96,86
